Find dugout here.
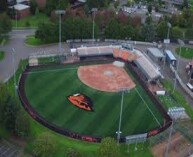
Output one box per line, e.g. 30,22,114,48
146,48,164,62
77,46,114,60
164,50,176,66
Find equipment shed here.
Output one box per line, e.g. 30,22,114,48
146,48,164,62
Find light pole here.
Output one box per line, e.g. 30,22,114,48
172,39,185,93
12,48,17,95
91,8,98,44
116,88,129,144
55,10,65,54
166,22,171,50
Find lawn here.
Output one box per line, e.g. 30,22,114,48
12,13,49,28
0,51,4,61
25,35,43,46
176,47,193,59
24,63,163,138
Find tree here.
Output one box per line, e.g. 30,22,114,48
0,13,12,36
147,4,152,14
2,96,19,132
105,19,121,39
33,132,57,157
145,15,153,24
141,23,155,41
30,0,37,15
185,28,193,40
15,109,30,137
66,148,82,157
156,21,168,39
0,83,9,123
131,15,141,27
171,26,183,40
86,0,111,9
0,0,7,13
45,0,69,16
98,137,120,157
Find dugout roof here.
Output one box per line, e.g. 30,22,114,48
77,46,120,57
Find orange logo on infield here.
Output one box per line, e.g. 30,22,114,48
67,93,94,111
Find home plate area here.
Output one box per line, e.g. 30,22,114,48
77,62,136,92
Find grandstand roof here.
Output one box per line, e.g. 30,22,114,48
134,50,161,81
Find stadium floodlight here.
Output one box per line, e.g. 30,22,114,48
91,8,98,44
55,10,66,54
12,48,18,96
166,22,171,50
116,87,130,144
172,39,184,93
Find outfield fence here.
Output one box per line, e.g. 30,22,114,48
17,58,172,143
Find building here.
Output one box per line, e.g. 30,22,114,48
146,48,164,62
14,4,30,19
35,0,46,10
161,0,184,5
134,49,162,82
164,50,176,66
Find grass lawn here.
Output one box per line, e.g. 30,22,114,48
12,13,49,28
0,51,4,61
24,64,163,138
25,35,43,46
176,47,193,59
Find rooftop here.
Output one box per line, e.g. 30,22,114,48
14,4,29,10
147,48,164,58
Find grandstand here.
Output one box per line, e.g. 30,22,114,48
134,49,162,82
76,45,162,82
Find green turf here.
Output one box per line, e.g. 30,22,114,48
25,35,43,46
176,47,193,59
24,64,163,138
12,13,49,28
0,51,4,61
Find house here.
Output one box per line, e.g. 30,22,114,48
14,4,30,19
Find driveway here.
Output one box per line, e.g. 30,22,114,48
0,29,59,82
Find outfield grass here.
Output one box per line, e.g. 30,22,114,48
24,64,163,138
0,51,4,61
176,47,193,59
12,13,49,28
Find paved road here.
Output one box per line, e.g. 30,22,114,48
0,29,59,82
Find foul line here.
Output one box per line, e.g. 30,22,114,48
24,67,78,74
135,88,161,127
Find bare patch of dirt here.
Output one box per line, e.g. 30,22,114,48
151,132,192,157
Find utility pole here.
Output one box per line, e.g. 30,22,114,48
172,39,185,93
12,48,17,96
